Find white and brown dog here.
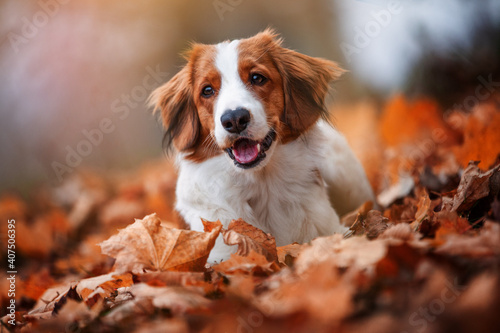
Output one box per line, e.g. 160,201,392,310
150,29,374,262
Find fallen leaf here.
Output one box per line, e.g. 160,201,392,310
277,243,304,266
444,161,500,212
435,221,500,257
221,219,278,263
341,201,374,228
254,263,354,322
131,283,210,314
377,174,415,207
433,210,472,243
345,210,390,239
453,104,500,168
379,95,454,147
99,213,221,273
295,234,388,276
213,251,280,276
76,272,133,306
410,188,432,231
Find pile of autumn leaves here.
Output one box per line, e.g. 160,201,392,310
1,96,500,333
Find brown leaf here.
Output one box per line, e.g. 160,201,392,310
99,213,221,273
433,210,472,243
26,282,77,321
277,243,305,266
221,218,278,263
76,272,133,306
435,221,500,257
213,251,280,276
345,210,390,239
341,201,374,228
254,263,354,322
444,161,500,212
410,188,432,232
295,234,388,276
127,283,210,315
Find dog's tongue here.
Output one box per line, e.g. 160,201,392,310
233,140,259,164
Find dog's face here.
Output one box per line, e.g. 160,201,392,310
150,29,343,170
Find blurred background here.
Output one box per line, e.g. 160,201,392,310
1,0,499,196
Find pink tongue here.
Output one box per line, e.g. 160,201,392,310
233,140,259,164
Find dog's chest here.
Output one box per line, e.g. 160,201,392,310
228,146,327,244
245,174,318,236
176,135,334,246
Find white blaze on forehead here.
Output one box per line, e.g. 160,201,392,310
215,40,242,94
213,39,269,145
214,40,247,112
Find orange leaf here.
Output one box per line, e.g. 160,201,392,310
277,243,304,266
212,251,279,275
100,213,221,273
380,95,452,146
453,105,500,168
221,219,278,263
76,272,134,307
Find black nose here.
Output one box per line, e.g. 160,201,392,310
220,108,250,134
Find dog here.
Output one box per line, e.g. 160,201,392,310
150,29,374,262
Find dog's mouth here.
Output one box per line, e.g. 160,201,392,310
225,129,277,169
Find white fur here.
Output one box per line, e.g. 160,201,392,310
214,40,270,149
176,121,374,262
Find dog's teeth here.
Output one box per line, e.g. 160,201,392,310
257,144,261,152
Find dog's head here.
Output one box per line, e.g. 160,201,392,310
150,29,344,170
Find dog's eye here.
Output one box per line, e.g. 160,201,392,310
201,85,214,98
250,73,267,86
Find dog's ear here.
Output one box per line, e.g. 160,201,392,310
271,38,345,139
149,63,201,154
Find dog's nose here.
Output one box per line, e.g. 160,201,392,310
220,108,250,134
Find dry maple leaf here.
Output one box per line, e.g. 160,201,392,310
99,213,221,273
220,218,278,263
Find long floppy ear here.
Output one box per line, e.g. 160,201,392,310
271,36,345,138
148,64,200,154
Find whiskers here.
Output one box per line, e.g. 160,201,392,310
202,132,221,156
266,120,282,142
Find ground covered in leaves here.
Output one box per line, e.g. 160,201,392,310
1,95,500,333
